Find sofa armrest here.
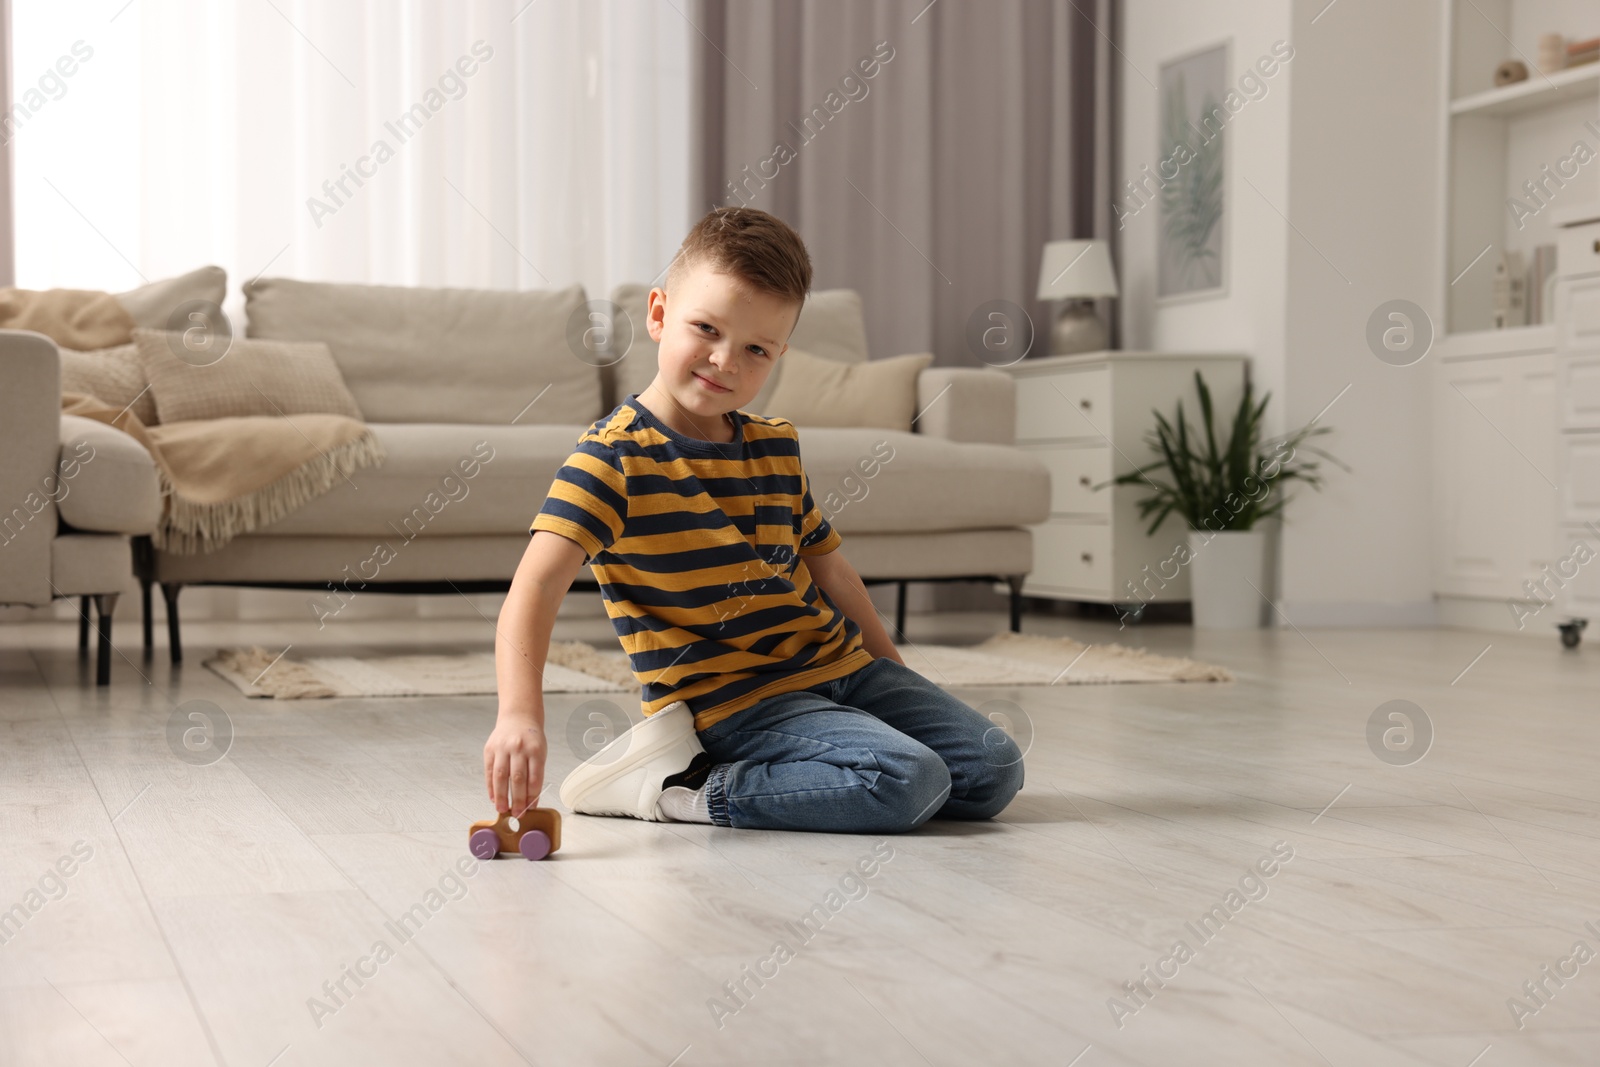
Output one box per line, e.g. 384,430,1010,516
58,415,162,535
0,330,63,606
912,367,1016,445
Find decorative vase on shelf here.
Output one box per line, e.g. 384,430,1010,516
1538,33,1565,74
1494,59,1528,86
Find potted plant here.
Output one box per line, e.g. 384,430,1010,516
1101,371,1346,628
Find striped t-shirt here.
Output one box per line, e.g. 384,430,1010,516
530,393,872,731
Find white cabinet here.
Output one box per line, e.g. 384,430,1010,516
1436,216,1600,636
1432,341,1560,601
1000,351,1247,607
1557,221,1600,638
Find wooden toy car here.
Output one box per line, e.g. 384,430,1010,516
469,808,562,861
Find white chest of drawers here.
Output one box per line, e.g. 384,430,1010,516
1001,351,1249,606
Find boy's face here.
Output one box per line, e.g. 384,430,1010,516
644,261,799,419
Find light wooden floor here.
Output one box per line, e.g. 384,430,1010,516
2,608,1598,1067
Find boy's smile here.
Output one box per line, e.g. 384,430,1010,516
637,260,799,442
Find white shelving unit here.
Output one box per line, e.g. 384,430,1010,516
1437,2,1600,335
1433,0,1600,634
1449,61,1599,117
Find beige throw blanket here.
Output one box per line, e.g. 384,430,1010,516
6,285,385,555
0,287,138,350
63,393,385,555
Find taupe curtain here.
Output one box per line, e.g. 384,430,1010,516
0,0,14,288
692,0,1118,365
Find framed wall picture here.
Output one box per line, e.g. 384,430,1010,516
1157,40,1229,303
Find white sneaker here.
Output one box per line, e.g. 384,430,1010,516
558,700,704,821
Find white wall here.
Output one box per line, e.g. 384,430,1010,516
1120,0,1443,626
1278,0,1442,625
1118,0,1294,431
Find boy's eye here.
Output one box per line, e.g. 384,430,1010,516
695,321,768,357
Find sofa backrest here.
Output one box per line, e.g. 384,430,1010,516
244,278,600,425
606,284,870,414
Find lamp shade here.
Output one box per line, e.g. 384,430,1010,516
1036,239,1118,301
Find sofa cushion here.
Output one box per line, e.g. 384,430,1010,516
56,414,161,535
244,277,599,426
258,422,1047,538
826,527,1034,580
257,423,585,538
609,284,870,414
794,427,1049,534
114,266,227,329
765,348,933,431
133,329,364,423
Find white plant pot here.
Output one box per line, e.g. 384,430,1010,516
1187,529,1268,629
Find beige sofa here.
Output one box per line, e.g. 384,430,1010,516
0,268,224,683
0,332,164,682
5,273,1050,668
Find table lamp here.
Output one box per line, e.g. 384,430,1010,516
1036,239,1118,355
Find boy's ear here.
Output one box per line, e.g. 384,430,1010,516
645,287,667,343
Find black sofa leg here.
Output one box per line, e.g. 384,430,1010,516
161,582,184,665
78,596,91,653
140,577,154,657
132,536,155,658
1006,576,1024,633
93,593,118,685
895,581,908,640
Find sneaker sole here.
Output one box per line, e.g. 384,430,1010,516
559,701,704,820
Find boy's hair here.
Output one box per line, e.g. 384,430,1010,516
664,207,813,311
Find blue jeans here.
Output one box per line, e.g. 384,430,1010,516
697,656,1025,833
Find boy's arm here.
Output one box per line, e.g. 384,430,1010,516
486,529,589,815
803,547,906,666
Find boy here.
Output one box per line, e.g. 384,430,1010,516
483,207,1023,833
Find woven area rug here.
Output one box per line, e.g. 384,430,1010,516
204,632,1232,700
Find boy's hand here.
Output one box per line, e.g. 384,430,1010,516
484,712,548,816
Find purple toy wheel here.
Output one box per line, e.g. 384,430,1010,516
518,830,551,861
469,827,501,860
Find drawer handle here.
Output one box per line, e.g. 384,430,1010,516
1078,475,1092,488
1594,239,1600,254
1080,551,1093,564
1079,398,1093,411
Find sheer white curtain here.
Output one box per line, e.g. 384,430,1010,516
12,0,692,309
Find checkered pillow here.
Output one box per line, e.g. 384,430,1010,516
132,327,364,423
60,342,160,425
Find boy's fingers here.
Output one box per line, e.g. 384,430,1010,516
491,752,510,812
515,767,544,817
509,761,529,817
